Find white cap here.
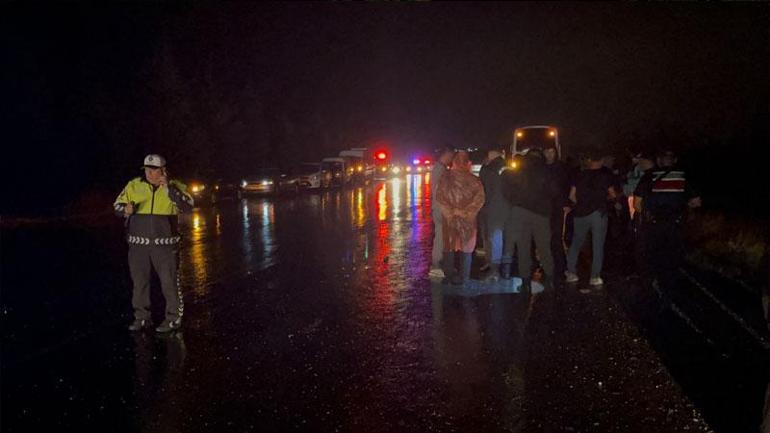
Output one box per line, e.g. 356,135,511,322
142,154,166,168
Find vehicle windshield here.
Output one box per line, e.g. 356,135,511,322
247,168,280,179
321,162,343,171
514,127,557,154
298,164,321,175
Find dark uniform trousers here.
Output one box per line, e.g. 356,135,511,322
549,207,567,278
643,218,684,299
129,244,183,322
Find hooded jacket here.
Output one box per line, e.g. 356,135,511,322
436,167,485,252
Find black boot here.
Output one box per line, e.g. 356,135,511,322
452,253,472,286
441,252,455,285
500,263,512,279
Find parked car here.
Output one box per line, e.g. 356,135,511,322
185,178,213,206
339,149,374,184
321,157,350,187
239,168,282,197
276,167,303,194
211,177,241,203
296,162,332,189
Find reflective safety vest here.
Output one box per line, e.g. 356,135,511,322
114,177,190,215
114,177,192,244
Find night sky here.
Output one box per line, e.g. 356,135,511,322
2,2,769,215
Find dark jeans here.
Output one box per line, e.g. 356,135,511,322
485,205,507,265
550,207,567,278
567,210,608,279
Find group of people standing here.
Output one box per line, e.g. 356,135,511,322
115,144,702,332
429,143,701,297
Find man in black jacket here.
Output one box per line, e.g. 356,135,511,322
543,145,571,282
500,148,554,291
478,148,507,280
633,147,701,304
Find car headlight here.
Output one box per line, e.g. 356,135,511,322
191,184,205,193
392,166,401,174
406,166,411,172
262,180,274,186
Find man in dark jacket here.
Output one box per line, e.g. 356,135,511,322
543,145,571,282
634,147,701,305
500,148,554,291
478,148,507,280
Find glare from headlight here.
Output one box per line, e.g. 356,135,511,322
241,180,247,187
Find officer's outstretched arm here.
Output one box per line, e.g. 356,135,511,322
168,181,194,213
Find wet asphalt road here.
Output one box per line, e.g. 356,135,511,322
1,175,765,432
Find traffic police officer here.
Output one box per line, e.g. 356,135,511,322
633,147,701,306
114,154,193,332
